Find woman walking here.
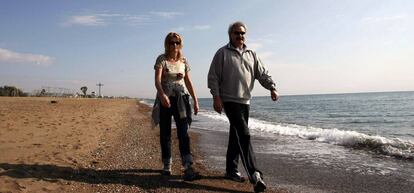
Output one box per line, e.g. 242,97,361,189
153,32,200,181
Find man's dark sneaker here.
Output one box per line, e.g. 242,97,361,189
252,172,266,193
161,170,171,176
225,171,246,182
183,166,201,181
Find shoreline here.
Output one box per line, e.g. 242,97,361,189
0,97,284,193
193,128,414,193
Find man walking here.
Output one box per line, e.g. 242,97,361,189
208,21,279,193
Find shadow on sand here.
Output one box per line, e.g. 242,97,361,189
0,163,250,193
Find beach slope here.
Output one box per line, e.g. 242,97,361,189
0,97,284,193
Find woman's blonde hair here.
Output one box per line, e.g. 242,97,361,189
164,32,183,61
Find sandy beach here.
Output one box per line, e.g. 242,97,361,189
0,97,285,193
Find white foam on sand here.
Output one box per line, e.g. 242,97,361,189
197,110,414,160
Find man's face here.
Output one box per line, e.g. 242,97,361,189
230,25,246,48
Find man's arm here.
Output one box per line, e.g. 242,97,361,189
254,53,279,101
208,49,224,113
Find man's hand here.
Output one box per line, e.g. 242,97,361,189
271,90,279,101
213,96,223,114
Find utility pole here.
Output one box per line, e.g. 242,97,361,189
96,82,104,98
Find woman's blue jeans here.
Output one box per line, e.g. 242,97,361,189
159,96,192,166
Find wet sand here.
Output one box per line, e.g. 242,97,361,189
194,128,414,193
0,97,285,193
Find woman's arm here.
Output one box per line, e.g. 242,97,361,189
184,71,199,115
155,67,170,108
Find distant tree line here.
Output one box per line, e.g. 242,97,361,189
0,85,28,97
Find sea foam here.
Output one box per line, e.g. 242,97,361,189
200,110,414,160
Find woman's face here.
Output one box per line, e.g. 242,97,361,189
168,37,181,53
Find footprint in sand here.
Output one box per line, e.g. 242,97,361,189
62,144,68,148
41,187,53,192
72,144,81,150
66,156,78,164
2,179,25,192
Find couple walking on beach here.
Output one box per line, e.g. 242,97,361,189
153,21,279,192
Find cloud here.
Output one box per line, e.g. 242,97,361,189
94,13,123,17
0,48,54,67
248,42,263,51
123,15,151,26
150,11,182,19
361,14,408,23
171,25,211,32
64,11,178,27
171,26,186,32
258,51,274,61
248,38,276,61
66,15,106,26
360,14,410,33
250,35,276,44
193,25,210,30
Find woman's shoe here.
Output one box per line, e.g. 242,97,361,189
162,161,171,176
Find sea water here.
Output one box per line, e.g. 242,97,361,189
142,91,414,180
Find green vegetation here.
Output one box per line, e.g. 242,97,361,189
0,85,28,97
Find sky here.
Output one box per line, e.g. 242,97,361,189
1,0,413,98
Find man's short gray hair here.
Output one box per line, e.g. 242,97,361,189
228,21,247,37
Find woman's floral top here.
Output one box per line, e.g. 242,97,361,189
154,54,190,97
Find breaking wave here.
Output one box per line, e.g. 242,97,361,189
201,110,414,160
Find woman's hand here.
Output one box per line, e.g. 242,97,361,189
193,100,199,115
160,94,171,108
